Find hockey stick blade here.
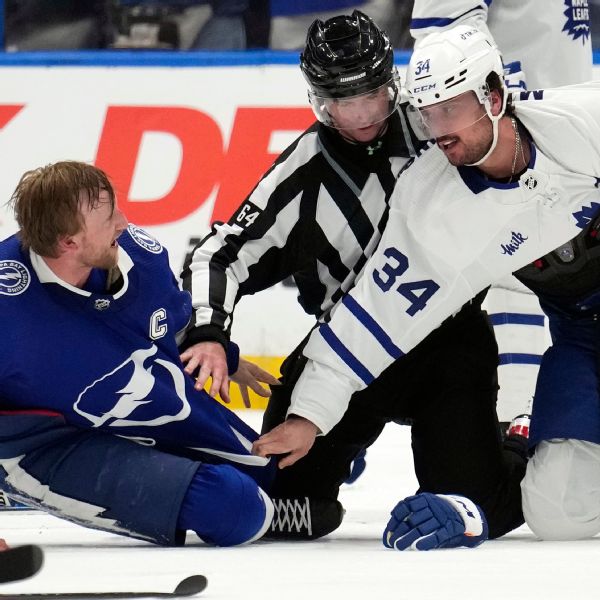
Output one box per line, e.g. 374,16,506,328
0,545,44,584
0,574,208,598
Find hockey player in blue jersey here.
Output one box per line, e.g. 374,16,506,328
0,160,279,547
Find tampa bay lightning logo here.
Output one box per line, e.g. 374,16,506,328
0,261,30,296
74,346,190,428
128,225,163,254
572,202,600,229
562,0,590,43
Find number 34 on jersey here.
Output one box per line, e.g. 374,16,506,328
372,246,440,316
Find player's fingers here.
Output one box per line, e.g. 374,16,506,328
390,507,412,525
219,378,231,404
251,439,270,457
240,386,251,409
195,363,212,392
414,531,443,551
181,354,198,375
278,449,304,469
393,527,422,551
248,381,272,398
252,436,289,457
254,368,281,386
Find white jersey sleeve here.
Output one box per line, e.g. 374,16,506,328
410,1,492,47
411,1,592,88
290,193,481,434
289,83,600,435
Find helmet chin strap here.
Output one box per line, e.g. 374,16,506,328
466,93,507,167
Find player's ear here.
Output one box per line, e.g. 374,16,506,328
489,89,503,117
56,233,78,255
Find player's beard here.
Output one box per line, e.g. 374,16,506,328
442,119,494,167
98,248,120,271
82,245,120,271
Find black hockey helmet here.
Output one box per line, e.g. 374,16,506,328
300,10,395,99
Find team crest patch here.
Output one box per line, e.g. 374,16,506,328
572,201,600,229
128,225,162,254
0,260,30,296
562,0,590,43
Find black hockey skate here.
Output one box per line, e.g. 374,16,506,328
265,497,344,540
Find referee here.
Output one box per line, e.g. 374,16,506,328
180,10,527,544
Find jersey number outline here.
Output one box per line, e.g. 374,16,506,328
414,59,430,76
372,247,440,316
236,203,260,227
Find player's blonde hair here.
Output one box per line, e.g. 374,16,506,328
9,161,116,257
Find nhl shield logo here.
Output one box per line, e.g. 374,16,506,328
94,298,111,311
0,261,30,296
523,175,538,190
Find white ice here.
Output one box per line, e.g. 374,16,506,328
1,411,599,600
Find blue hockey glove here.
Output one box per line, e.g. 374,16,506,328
344,448,367,484
503,60,527,92
383,492,488,551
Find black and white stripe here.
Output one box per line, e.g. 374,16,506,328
181,107,422,348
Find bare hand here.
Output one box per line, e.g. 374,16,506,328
252,417,319,468
231,358,281,408
180,341,230,403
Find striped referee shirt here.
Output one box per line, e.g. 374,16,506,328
181,106,422,349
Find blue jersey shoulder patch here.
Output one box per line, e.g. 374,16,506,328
127,225,163,254
0,260,30,296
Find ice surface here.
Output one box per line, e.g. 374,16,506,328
1,411,599,600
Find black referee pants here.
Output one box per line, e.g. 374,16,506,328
262,300,526,539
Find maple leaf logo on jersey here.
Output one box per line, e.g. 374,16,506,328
572,202,600,229
562,0,590,43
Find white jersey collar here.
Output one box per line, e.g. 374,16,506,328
30,245,134,299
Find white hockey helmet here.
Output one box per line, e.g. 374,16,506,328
405,25,507,164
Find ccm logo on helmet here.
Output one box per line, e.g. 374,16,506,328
413,83,437,93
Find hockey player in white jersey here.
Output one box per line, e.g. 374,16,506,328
254,25,600,549
410,0,593,425
411,0,592,88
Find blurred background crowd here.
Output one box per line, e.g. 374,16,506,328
5,0,598,53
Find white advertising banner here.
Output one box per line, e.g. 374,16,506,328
1,63,599,355
0,64,319,355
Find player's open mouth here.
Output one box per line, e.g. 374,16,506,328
437,137,458,151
